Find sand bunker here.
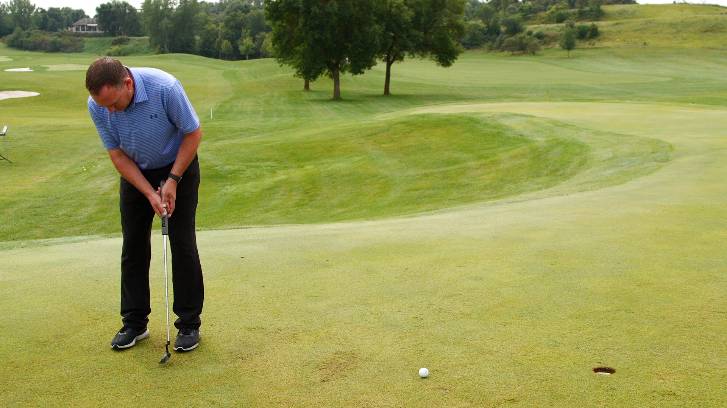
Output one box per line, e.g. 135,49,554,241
4,67,33,72
44,64,87,71
0,91,40,101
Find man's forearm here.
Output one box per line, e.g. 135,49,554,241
108,149,156,199
170,128,202,179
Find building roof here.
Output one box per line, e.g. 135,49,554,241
72,18,97,27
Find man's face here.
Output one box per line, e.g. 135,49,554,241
91,77,133,113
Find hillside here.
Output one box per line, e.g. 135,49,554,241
83,36,153,55
532,4,727,48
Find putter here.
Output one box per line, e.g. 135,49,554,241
159,182,172,365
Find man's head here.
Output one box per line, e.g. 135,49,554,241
86,57,134,112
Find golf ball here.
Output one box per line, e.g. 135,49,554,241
418,367,429,378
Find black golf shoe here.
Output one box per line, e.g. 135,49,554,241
174,328,200,352
111,327,149,350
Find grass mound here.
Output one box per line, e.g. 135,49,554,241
202,114,590,225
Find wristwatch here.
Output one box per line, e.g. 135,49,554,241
168,172,182,183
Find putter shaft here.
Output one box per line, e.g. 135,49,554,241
160,181,171,364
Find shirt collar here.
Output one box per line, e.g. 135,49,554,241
126,67,148,107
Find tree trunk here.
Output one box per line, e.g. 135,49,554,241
332,67,341,100
384,58,393,96
304,79,310,91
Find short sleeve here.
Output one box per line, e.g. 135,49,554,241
88,97,119,150
163,81,200,135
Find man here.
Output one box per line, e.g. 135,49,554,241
86,57,204,352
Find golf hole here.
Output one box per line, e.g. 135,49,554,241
593,366,615,375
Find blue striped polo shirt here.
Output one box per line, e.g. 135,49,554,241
88,67,200,170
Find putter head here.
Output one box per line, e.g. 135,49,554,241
159,343,171,364
159,351,171,364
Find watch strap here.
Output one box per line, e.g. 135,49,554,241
168,172,182,183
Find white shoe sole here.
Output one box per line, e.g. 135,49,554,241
111,329,150,350
173,342,199,352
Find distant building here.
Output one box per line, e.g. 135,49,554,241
69,18,103,34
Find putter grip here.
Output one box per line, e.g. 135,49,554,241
160,180,169,235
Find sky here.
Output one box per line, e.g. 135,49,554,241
28,0,727,18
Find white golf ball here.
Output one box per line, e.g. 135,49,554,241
418,367,429,378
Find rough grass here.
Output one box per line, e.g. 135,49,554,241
531,4,727,49
602,3,727,21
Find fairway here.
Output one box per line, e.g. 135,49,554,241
1,31,726,407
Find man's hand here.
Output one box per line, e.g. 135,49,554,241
159,180,177,217
147,190,167,217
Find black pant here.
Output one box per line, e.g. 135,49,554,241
119,156,204,331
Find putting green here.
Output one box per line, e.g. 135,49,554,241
43,64,88,71
2,100,725,406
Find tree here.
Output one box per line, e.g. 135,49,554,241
377,0,465,96
258,32,273,57
588,22,599,39
501,33,540,55
250,31,266,57
415,0,465,64
219,0,250,60
0,4,12,36
97,1,142,36
169,0,200,53
525,36,541,55
8,0,35,31
560,27,576,57
244,8,271,58
376,0,416,96
31,7,47,30
501,15,523,36
142,0,173,52
243,8,268,38
61,7,86,29
266,0,327,92
238,32,255,59
220,38,234,59
502,35,519,55
43,8,68,31
575,24,589,40
197,17,220,58
462,19,487,49
305,0,382,99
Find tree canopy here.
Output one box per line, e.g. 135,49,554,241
97,1,142,36
267,0,465,99
267,0,382,100
376,0,465,96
